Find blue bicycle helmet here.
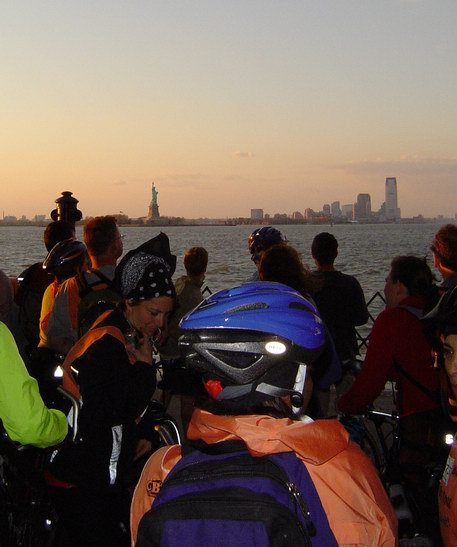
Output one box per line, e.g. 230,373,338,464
248,227,287,262
178,281,325,408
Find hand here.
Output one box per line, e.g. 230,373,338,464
127,333,153,365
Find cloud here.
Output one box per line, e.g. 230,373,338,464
232,151,255,158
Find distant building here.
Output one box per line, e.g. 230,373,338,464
35,215,46,222
304,208,315,220
250,209,264,220
385,177,401,221
341,204,353,220
292,211,304,220
354,193,371,220
323,204,331,217
331,201,342,218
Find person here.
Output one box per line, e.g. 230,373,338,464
311,232,369,415
258,244,342,416
160,246,208,360
45,215,123,355
311,232,368,362
47,237,176,547
159,247,208,432
14,220,75,354
258,242,317,300
38,239,88,349
29,239,88,403
431,223,457,292
247,226,287,280
131,282,397,546
423,286,457,546
0,321,67,448
338,255,443,539
0,269,15,330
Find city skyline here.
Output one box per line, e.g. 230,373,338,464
1,2,456,219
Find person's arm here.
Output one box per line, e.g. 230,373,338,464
348,277,369,327
0,322,68,447
45,281,76,354
338,310,395,414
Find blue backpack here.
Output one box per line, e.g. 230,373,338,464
136,442,337,547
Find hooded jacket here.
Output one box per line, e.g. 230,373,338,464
131,409,397,546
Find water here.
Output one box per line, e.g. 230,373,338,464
0,223,443,313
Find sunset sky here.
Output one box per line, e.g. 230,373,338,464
1,1,456,219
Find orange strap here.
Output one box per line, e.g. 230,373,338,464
62,310,134,399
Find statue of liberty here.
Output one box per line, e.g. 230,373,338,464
151,182,158,206
148,182,160,220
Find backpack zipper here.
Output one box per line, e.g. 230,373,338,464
163,454,316,539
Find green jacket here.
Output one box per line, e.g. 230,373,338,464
0,322,67,447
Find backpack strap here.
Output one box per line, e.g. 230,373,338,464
61,311,133,400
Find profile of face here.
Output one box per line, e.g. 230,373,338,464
126,296,174,338
444,334,457,400
384,270,407,308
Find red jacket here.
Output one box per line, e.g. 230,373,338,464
338,295,439,417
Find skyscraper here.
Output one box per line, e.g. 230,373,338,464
385,177,401,221
354,193,371,220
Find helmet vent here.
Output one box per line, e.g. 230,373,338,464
210,349,261,369
225,303,269,314
289,301,313,312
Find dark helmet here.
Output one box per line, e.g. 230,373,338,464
43,239,87,280
248,227,286,261
178,281,325,408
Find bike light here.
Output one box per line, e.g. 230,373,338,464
54,365,63,378
445,433,454,445
265,341,286,355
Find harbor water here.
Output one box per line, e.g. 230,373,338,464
0,222,443,311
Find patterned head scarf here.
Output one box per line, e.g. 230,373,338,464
115,233,176,301
120,252,175,301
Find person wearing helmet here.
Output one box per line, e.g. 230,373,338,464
38,238,88,349
14,220,75,354
247,226,287,280
131,282,397,545
423,287,457,546
45,215,124,355
28,239,88,403
47,236,176,547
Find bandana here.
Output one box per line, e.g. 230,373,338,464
120,252,175,301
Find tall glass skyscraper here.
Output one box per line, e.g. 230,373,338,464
385,177,401,221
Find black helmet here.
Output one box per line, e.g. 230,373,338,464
43,239,87,280
248,227,286,262
178,281,325,409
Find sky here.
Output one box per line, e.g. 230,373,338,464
1,1,456,220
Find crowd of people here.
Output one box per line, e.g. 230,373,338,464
1,219,457,545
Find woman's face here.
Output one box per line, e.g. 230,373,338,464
126,296,174,338
444,334,457,399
